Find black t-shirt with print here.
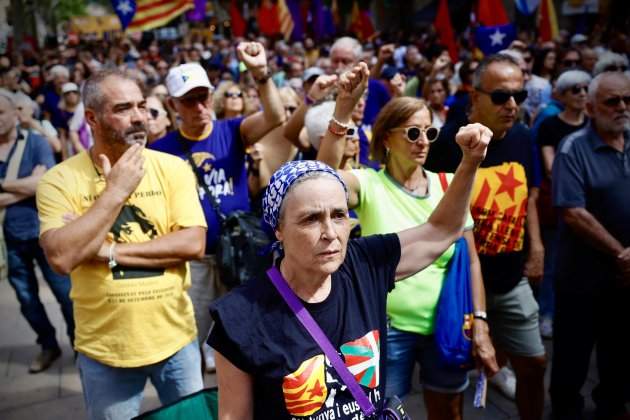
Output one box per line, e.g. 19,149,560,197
426,117,538,294
208,234,401,419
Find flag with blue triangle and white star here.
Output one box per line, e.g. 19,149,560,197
474,23,517,56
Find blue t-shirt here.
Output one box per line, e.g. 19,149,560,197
208,233,400,419
1,129,55,241
149,118,249,252
358,126,380,170
363,79,391,126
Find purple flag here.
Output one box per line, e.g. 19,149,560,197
287,0,304,41
186,0,206,21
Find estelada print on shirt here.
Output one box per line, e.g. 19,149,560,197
471,162,528,256
283,330,381,418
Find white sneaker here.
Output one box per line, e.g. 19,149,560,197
540,317,553,339
203,343,216,373
489,366,516,400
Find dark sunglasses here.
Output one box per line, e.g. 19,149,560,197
603,65,628,73
346,127,356,137
562,59,580,67
149,108,163,119
285,106,297,113
391,126,440,143
602,95,630,108
570,85,588,95
180,91,210,105
224,91,243,98
478,88,528,105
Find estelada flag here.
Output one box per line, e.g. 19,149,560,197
112,0,194,32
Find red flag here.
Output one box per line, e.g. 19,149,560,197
349,0,375,41
229,0,246,37
257,0,280,36
475,0,509,26
434,0,459,62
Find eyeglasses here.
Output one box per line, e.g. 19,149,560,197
603,65,628,73
562,59,580,67
346,127,357,137
570,85,588,95
602,95,630,108
477,88,528,105
285,106,297,113
224,91,243,98
149,108,164,119
390,126,440,143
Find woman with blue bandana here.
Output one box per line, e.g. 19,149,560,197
318,69,500,417
207,63,493,419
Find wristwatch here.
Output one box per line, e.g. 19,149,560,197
473,310,488,322
108,243,118,269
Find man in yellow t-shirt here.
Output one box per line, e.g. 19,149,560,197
36,69,207,420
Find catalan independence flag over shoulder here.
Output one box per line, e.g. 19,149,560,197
112,0,194,32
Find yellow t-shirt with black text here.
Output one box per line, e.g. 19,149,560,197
36,149,206,368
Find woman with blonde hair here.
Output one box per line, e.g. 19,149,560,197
318,89,498,419
212,81,255,119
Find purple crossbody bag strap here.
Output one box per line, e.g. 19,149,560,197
266,267,377,417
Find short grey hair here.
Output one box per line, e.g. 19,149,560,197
13,91,39,115
49,64,70,79
82,69,139,112
305,101,336,150
331,37,362,61
588,71,630,101
593,52,629,76
0,88,15,108
555,70,592,93
472,53,522,89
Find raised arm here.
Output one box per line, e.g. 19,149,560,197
317,63,370,209
39,144,145,275
283,74,338,150
238,42,286,146
396,123,492,279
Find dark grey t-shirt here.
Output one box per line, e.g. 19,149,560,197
552,125,630,293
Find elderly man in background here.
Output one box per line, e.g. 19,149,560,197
550,71,630,420
0,88,74,373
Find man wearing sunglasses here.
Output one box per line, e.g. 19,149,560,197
150,42,285,372
426,53,546,420
551,71,630,420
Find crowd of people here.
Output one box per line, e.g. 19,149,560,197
0,22,629,420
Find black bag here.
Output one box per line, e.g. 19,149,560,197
217,210,272,289
186,153,271,289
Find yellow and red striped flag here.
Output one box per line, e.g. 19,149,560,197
538,0,559,42
277,0,295,41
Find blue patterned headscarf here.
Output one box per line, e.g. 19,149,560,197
263,160,348,231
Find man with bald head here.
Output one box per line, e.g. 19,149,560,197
551,72,630,420
426,54,546,420
37,70,207,419
0,89,74,373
